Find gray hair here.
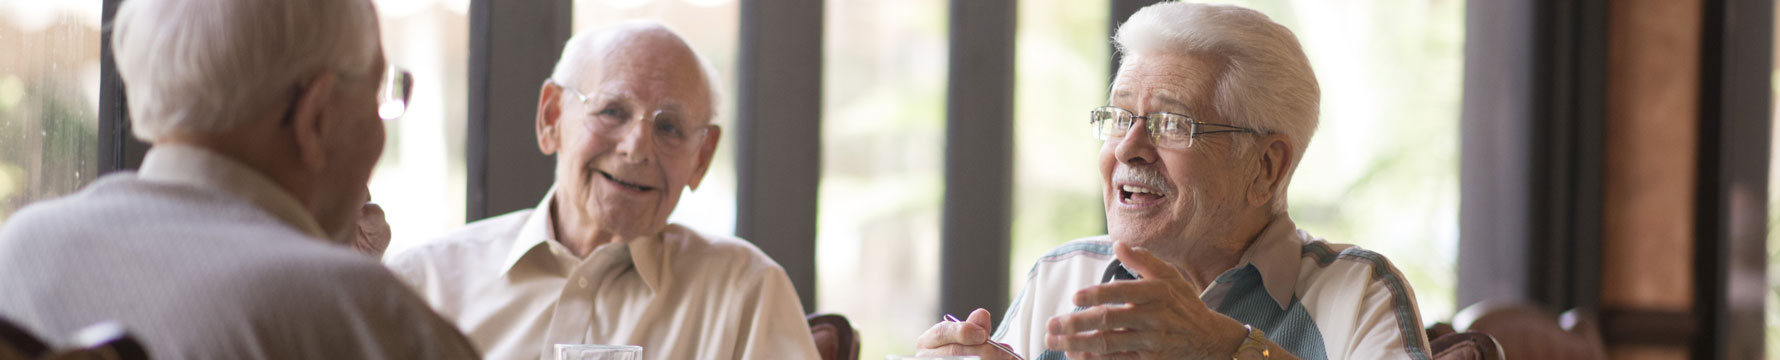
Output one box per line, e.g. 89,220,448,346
550,21,724,124
1114,2,1319,212
112,0,382,142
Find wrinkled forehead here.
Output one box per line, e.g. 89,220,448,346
573,31,714,115
1108,53,1226,115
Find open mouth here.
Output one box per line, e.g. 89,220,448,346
598,170,656,192
1118,184,1166,205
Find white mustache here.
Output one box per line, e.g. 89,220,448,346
1112,166,1171,194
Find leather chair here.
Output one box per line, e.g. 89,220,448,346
0,319,148,360
0,316,49,360
1427,331,1505,360
807,313,860,360
1446,300,1608,360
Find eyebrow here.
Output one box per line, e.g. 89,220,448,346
1109,88,1196,115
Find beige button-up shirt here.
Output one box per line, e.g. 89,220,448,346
384,190,820,360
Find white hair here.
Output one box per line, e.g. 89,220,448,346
550,21,724,123
1114,2,1319,212
112,0,381,141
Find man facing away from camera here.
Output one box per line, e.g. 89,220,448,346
0,0,478,358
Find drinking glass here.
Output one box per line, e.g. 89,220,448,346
554,344,642,360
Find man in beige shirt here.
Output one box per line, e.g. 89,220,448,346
384,21,821,360
0,0,477,358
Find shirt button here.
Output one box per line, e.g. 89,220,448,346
578,277,588,289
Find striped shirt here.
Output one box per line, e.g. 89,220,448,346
993,216,1432,360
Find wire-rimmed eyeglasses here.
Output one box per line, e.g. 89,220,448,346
549,79,712,156
1088,106,1259,149
377,66,414,121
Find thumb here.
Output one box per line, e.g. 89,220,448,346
965,308,995,342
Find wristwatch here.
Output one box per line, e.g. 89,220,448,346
1233,324,1270,360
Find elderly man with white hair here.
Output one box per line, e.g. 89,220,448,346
383,21,820,360
0,0,477,358
917,3,1431,360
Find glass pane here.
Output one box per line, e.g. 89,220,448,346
1185,0,1465,323
818,0,948,358
372,0,471,255
571,0,741,237
1008,0,1110,299
0,3,102,224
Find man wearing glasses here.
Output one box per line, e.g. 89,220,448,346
0,0,474,358
917,3,1431,359
383,21,820,360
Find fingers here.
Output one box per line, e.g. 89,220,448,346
917,344,1014,359
1114,242,1201,292
914,318,990,350
1046,304,1159,335
1045,327,1162,354
1067,351,1141,360
1072,280,1170,307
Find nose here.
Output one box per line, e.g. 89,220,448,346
1113,118,1157,165
614,118,654,164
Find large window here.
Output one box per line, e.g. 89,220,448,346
816,0,949,358
0,2,101,224
372,0,472,255
1008,0,1110,298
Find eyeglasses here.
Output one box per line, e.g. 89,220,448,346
378,66,414,121
551,79,711,156
1088,106,1259,149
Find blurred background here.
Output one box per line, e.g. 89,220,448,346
2,0,1772,358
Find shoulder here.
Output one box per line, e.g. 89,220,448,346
662,224,785,274
384,209,534,271
1298,239,1407,282
217,245,477,358
1295,239,1421,318
1038,236,1116,261
236,243,408,298
1024,236,1115,277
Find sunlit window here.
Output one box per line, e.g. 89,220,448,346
1202,0,1465,323
816,0,949,358
372,0,472,255
1008,0,1111,299
572,0,741,237
0,2,101,224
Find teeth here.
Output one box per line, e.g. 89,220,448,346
1122,185,1156,194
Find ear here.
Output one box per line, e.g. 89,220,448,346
289,72,339,172
1246,134,1294,207
687,125,722,191
536,81,564,155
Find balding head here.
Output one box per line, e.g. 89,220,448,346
535,21,726,248
550,21,722,124
112,0,382,141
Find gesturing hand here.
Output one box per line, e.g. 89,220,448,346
915,308,1021,360
1043,242,1254,359
351,202,391,257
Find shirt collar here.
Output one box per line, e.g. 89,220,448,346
1224,214,1303,310
502,185,664,292
136,144,326,238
